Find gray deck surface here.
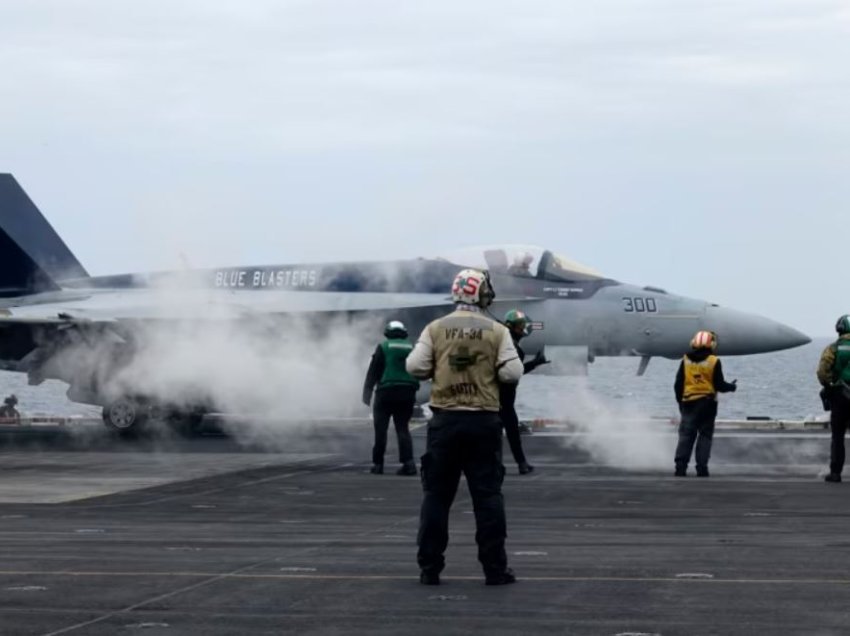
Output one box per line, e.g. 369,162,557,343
0,422,848,635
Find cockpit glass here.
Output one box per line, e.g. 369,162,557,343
436,245,544,277
540,251,602,282
435,245,601,282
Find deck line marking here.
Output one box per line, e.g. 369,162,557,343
8,570,850,586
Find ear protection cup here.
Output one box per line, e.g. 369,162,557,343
479,271,496,307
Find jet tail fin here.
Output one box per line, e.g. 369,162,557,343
0,174,88,297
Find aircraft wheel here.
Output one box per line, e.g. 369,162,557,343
102,397,147,435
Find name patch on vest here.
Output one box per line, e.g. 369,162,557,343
445,328,483,340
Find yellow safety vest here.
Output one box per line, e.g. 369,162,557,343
682,355,718,402
428,312,503,411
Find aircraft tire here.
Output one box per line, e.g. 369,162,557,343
102,397,147,436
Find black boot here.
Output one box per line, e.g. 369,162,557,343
825,473,842,483
370,464,383,474
396,462,417,476
419,570,440,585
485,568,517,586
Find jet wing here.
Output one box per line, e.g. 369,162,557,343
0,290,444,323
0,289,545,324
0,289,544,324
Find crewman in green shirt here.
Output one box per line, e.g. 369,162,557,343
363,320,420,476
817,315,850,483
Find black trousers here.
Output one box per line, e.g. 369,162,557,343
417,410,508,577
675,398,718,473
372,389,415,466
499,384,527,466
829,395,850,475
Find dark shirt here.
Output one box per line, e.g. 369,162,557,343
362,343,387,404
0,405,20,420
499,335,545,410
514,336,546,375
674,351,736,403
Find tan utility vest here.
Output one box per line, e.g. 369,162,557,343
428,311,504,411
682,355,718,402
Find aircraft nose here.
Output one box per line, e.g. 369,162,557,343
703,305,811,354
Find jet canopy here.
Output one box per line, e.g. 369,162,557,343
436,245,603,282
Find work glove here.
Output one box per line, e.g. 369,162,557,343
530,351,550,370
820,387,832,412
362,393,372,408
729,379,738,393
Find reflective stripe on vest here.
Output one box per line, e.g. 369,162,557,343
682,355,718,402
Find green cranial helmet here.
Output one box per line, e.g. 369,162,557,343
504,309,532,337
837,315,850,335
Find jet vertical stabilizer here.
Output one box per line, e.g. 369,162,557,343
0,174,88,297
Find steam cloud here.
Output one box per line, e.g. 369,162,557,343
524,376,677,471
522,374,827,474
25,269,392,443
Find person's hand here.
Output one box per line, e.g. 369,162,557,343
533,351,550,365
362,395,372,407
730,379,738,392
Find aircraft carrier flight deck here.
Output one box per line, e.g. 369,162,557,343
0,421,847,636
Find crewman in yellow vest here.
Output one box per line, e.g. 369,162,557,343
406,268,523,586
673,331,737,477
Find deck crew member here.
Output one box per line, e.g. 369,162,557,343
0,395,20,423
817,315,850,483
406,269,523,586
500,309,548,475
674,331,737,477
362,320,420,476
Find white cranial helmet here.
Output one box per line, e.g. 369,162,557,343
384,320,408,338
451,269,494,307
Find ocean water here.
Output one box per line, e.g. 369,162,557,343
516,338,830,423
0,339,831,422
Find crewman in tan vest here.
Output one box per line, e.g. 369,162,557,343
406,268,523,586
673,331,737,477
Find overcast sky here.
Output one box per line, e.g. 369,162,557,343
0,0,847,336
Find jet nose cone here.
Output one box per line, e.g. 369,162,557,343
704,306,811,355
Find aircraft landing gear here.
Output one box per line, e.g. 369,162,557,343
102,398,206,438
102,396,147,436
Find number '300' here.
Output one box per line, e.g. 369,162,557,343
623,297,657,313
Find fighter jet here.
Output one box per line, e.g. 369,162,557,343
0,174,810,434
